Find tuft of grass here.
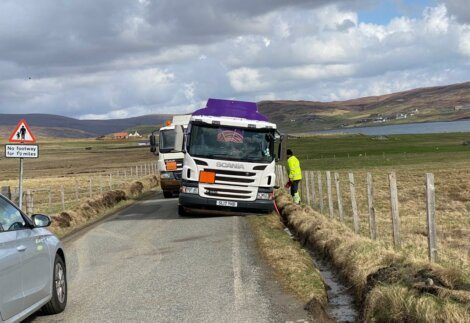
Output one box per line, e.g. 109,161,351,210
276,191,470,322
247,213,328,307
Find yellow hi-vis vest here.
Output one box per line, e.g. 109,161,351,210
287,156,302,181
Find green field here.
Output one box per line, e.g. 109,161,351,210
282,132,470,274
285,132,470,170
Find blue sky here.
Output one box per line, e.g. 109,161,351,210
359,0,435,24
0,0,468,119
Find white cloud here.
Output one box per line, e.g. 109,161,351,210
227,67,268,92
459,26,470,56
0,1,468,118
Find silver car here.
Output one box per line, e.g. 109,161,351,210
0,194,67,322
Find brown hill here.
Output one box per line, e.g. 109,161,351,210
258,81,470,132
1,82,468,137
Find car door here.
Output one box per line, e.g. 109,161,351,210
17,226,52,309
0,198,25,321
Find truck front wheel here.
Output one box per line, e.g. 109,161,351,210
163,191,173,198
178,205,188,217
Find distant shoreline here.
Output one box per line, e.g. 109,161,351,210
294,119,470,136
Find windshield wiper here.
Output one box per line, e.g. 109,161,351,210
208,154,241,161
246,157,270,163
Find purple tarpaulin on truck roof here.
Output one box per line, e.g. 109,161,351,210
192,98,269,122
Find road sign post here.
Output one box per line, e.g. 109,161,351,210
5,120,38,210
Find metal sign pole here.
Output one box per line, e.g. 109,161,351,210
19,158,24,209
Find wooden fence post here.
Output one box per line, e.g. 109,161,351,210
388,172,401,248
367,172,377,240
60,186,65,212
75,179,79,201
304,171,310,205
275,165,280,186
25,190,33,215
109,174,113,190
1,186,11,200
310,172,316,207
89,178,92,198
334,172,344,221
99,176,103,194
326,171,334,218
317,171,324,213
48,189,52,212
348,173,360,234
426,173,438,262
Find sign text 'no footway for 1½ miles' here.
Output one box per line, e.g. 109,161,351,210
5,144,39,158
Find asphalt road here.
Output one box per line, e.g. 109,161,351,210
28,193,311,323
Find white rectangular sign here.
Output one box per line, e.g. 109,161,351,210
5,144,39,158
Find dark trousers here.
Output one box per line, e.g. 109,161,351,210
290,180,300,197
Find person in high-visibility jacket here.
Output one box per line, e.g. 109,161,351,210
286,149,302,204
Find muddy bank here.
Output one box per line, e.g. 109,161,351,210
275,190,470,323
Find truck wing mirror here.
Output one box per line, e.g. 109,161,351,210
174,125,185,153
149,133,157,153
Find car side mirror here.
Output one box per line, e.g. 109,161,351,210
149,133,157,153
32,214,51,228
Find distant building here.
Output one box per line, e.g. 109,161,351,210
373,116,388,123
454,105,470,111
112,132,129,140
395,113,408,120
128,131,142,138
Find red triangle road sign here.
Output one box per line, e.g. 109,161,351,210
8,119,37,143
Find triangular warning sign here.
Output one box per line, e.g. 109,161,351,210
8,119,36,143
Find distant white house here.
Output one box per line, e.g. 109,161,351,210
128,131,142,138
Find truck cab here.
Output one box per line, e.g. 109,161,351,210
152,115,190,198
177,99,283,215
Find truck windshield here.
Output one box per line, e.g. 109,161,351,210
159,129,175,153
188,124,274,163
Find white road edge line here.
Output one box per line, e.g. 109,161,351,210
232,215,244,321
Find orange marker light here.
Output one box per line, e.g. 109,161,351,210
166,161,177,170
199,171,216,184
165,120,171,126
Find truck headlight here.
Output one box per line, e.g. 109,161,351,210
181,186,199,194
257,192,273,200
160,172,173,179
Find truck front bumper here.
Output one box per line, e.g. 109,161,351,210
160,179,181,192
179,193,274,215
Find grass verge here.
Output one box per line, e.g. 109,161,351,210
247,213,330,319
49,176,160,238
275,190,470,323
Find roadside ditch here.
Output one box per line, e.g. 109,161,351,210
275,190,470,323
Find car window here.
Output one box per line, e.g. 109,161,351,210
0,197,27,232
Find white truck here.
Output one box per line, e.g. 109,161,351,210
150,115,191,198
175,98,284,216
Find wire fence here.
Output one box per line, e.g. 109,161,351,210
1,162,158,215
275,165,469,272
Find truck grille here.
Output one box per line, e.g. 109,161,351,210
167,159,184,171
199,168,258,201
204,168,256,185
204,187,251,199
174,171,182,180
